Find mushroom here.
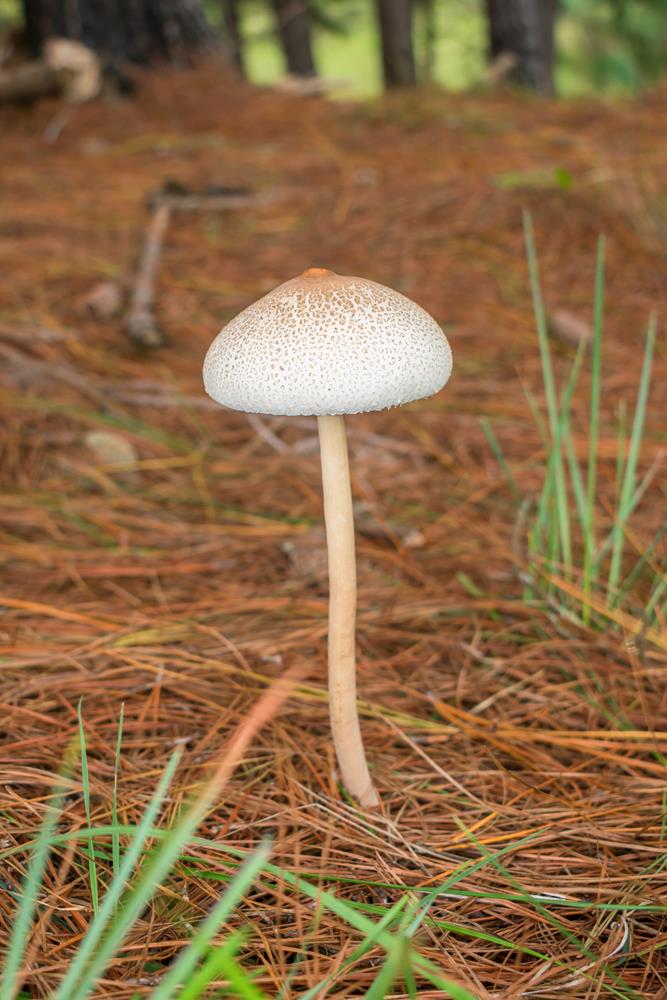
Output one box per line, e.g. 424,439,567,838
203,268,452,808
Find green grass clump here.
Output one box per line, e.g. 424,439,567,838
484,214,662,640
0,710,476,1000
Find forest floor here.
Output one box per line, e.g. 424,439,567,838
1,66,666,998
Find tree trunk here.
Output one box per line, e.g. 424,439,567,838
271,0,316,77
376,0,417,88
485,0,559,95
21,0,214,64
221,0,244,74
417,0,436,82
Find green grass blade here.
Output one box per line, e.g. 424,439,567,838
3,827,663,917
364,891,562,972
480,418,522,500
50,751,181,1000
258,870,475,998
659,589,667,627
615,399,628,503
364,938,407,999
565,434,586,531
176,948,233,1000
0,747,76,1000
520,379,549,447
523,212,560,438
112,703,124,880
553,336,587,577
614,518,667,609
607,314,657,600
149,842,271,1000
583,236,605,623
403,962,418,1000
77,700,99,917
178,932,254,1000
1,800,64,999
453,819,642,1000
63,747,266,1000
644,576,667,630
530,446,557,562
430,918,550,960
207,944,268,1000
554,338,587,614
524,211,572,576
297,897,409,1000
530,402,576,577
597,452,662,573
173,932,266,1000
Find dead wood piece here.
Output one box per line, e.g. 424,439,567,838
125,182,257,349
125,308,165,347
147,180,253,213
125,201,172,348
43,38,101,103
163,192,254,211
0,37,100,105
0,61,58,103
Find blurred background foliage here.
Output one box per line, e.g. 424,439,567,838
212,0,666,98
2,0,667,97
231,0,486,97
559,0,667,95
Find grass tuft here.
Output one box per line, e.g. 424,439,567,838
488,216,661,639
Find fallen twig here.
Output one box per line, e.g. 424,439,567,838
124,182,254,348
124,200,172,348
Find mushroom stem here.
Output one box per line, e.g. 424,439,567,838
317,414,379,808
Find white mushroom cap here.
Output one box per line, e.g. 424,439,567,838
203,268,452,416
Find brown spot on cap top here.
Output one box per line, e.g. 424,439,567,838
302,267,335,278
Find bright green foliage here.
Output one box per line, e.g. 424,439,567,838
237,0,667,97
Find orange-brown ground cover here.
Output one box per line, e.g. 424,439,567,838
1,67,666,997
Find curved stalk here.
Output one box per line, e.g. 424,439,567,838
317,414,379,808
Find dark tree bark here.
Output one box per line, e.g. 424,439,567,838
21,0,213,64
485,0,559,95
376,0,416,88
221,0,244,74
271,0,316,77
